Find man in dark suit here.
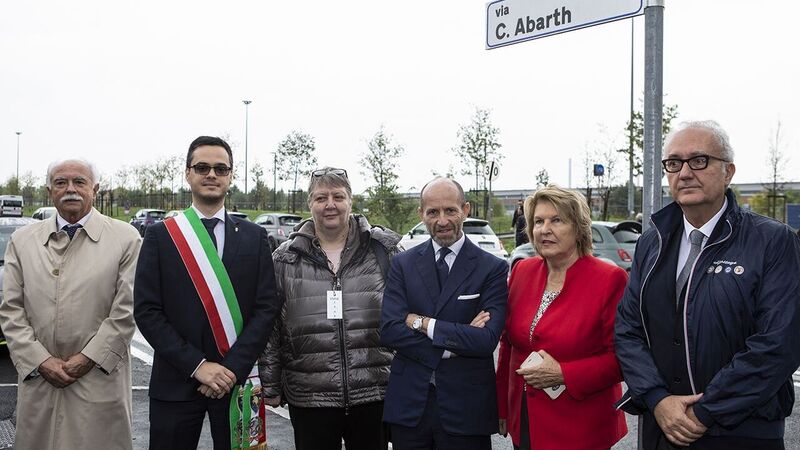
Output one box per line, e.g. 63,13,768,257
380,177,508,450
134,136,280,449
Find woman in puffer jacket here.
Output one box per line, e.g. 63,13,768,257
258,167,401,450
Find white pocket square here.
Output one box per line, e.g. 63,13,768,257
457,293,480,300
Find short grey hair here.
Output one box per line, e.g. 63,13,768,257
307,167,352,203
664,120,735,162
46,158,100,188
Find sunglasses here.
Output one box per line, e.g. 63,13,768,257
188,163,232,176
311,168,348,178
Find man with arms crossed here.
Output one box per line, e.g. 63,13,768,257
615,121,800,449
380,177,508,450
135,136,280,449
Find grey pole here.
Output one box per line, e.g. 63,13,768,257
242,100,252,196
272,152,277,210
641,0,664,232
15,131,22,186
627,18,635,218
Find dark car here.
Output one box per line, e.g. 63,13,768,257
0,217,38,347
253,213,302,252
130,209,166,237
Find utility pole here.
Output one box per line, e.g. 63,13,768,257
272,152,277,211
641,1,664,231
627,18,636,218
242,100,252,196
15,131,22,190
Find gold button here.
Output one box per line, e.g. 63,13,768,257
52,269,59,276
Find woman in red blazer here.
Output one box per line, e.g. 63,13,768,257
496,186,628,450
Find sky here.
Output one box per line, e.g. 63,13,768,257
2,0,798,196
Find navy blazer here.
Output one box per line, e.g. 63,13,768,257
134,213,281,401
380,237,508,435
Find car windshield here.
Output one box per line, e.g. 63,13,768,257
613,230,640,244
463,222,494,235
280,216,302,226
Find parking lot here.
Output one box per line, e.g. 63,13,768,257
1,334,799,449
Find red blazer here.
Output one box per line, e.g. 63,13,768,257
496,255,628,449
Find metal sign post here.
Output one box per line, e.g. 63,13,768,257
641,0,664,232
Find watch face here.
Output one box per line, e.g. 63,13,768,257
413,318,422,329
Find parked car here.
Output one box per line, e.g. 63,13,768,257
507,221,637,271
399,218,508,260
164,210,181,219
31,206,57,220
130,209,166,237
253,213,303,252
0,217,38,347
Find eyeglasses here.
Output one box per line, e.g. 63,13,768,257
661,154,729,173
311,168,348,178
188,163,232,176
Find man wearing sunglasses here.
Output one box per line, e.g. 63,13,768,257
616,121,800,449
135,136,281,449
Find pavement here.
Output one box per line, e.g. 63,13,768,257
2,338,800,449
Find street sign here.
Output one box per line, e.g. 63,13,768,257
593,164,605,177
486,0,644,49
485,161,500,181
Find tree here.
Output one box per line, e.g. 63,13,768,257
621,103,679,177
359,127,416,232
453,107,503,219
276,131,317,211
762,121,789,220
535,169,550,188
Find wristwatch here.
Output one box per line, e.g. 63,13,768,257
412,315,426,332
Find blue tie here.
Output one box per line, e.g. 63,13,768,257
62,224,82,240
436,247,451,292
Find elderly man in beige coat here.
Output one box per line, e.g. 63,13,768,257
0,157,141,450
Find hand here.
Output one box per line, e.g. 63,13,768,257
198,383,227,399
39,357,76,388
470,311,490,328
194,362,236,395
264,395,282,407
62,353,95,379
653,394,706,447
498,418,508,437
515,350,563,389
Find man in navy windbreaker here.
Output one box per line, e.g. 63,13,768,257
615,120,800,449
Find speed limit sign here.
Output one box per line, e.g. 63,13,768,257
485,161,500,181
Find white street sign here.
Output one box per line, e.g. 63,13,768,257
485,162,500,181
486,0,644,49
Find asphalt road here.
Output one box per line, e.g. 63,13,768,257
2,339,800,450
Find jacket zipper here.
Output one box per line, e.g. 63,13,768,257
332,274,350,414
682,219,733,394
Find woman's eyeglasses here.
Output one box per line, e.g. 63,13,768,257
311,168,348,178
188,163,233,176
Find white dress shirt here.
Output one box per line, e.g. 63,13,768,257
677,197,727,279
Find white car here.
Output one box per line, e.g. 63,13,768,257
400,218,508,260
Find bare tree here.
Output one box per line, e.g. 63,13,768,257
535,169,550,188
763,121,789,220
276,131,317,211
453,107,503,219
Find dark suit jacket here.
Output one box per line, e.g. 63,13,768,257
134,213,280,401
379,237,508,436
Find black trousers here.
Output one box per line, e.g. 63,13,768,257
149,396,231,450
288,401,388,450
391,386,491,450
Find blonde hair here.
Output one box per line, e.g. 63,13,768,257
525,185,593,257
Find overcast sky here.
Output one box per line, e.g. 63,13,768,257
2,1,798,195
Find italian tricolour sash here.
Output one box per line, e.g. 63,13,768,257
164,208,267,450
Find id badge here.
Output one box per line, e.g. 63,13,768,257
327,290,343,319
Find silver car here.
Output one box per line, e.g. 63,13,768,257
254,213,303,252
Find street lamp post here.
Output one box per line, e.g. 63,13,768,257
242,100,252,196
15,131,22,188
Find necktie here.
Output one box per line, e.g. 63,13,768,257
62,224,83,240
436,247,452,292
676,229,704,305
201,218,219,249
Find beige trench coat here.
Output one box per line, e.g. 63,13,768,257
0,209,140,450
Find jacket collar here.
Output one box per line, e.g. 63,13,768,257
39,207,104,245
651,188,739,245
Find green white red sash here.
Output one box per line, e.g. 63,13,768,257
165,208,267,450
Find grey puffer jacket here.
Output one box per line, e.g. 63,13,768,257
258,214,401,408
